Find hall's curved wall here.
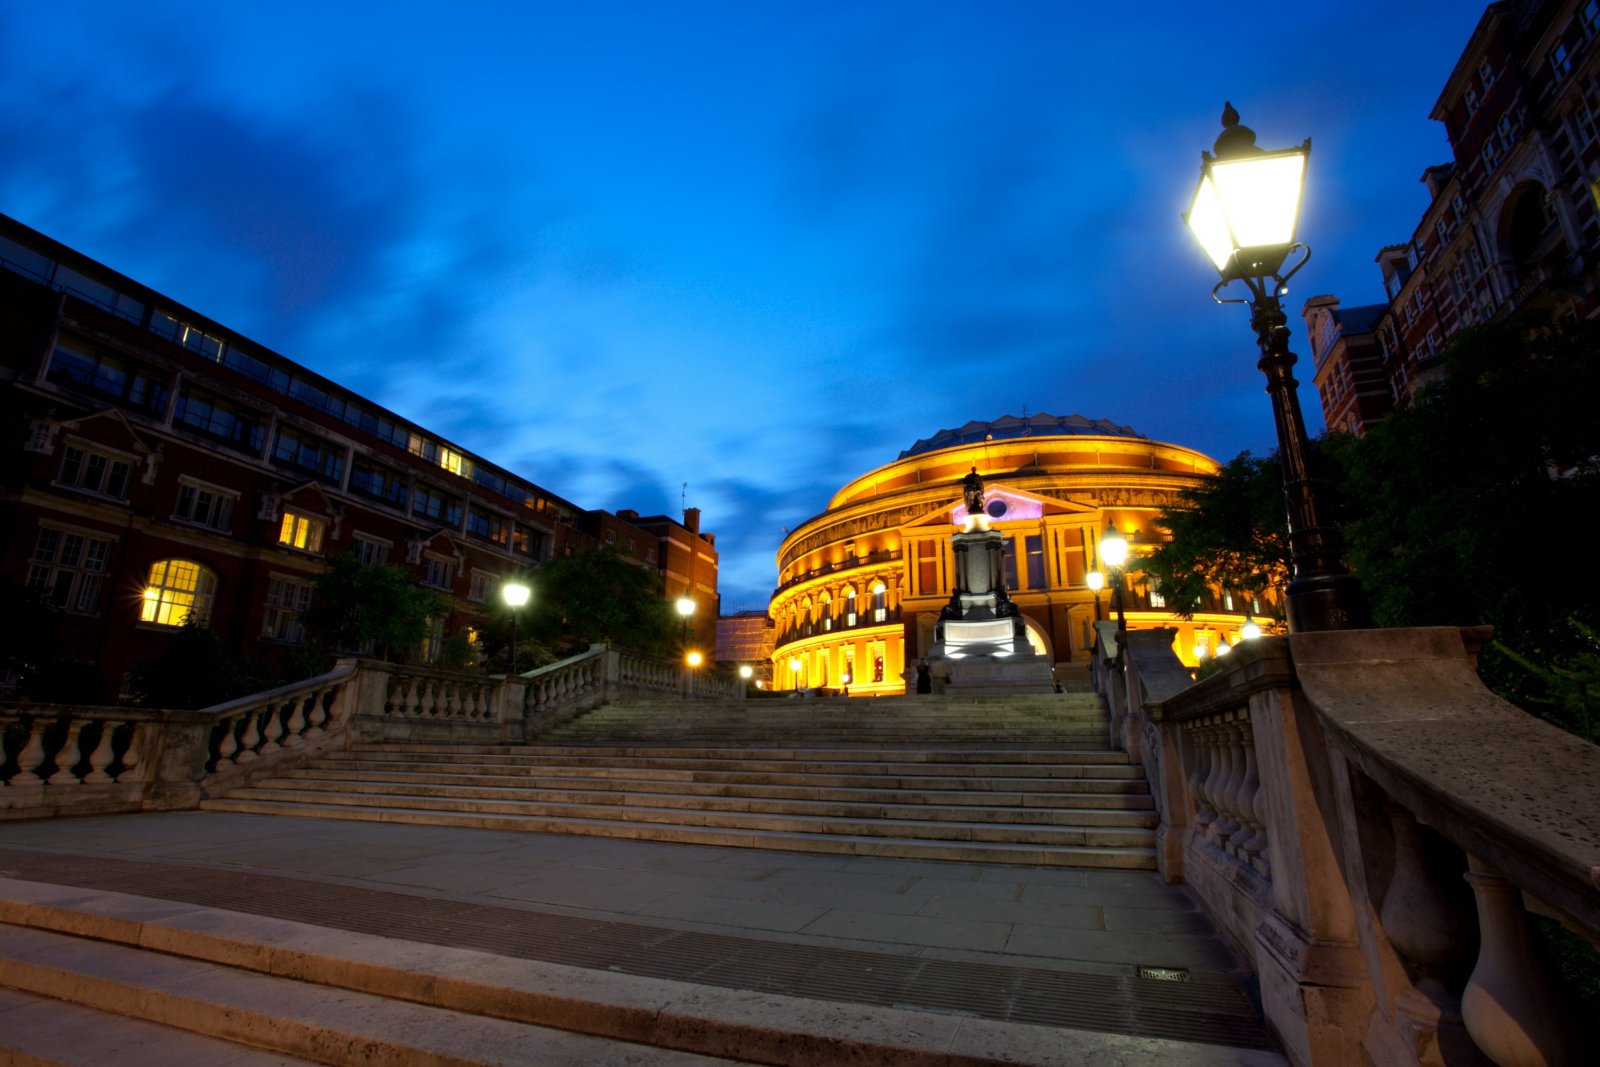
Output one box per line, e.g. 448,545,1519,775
770,426,1272,695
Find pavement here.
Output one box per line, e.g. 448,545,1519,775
0,812,1287,1064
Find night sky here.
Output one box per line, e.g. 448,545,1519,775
2,2,1485,609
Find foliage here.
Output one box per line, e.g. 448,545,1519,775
527,546,675,656
128,619,271,709
1141,451,1292,618
434,631,480,672
1482,620,1600,745
0,585,91,702
301,555,444,661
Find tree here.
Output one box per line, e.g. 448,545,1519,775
301,555,444,661
1140,451,1293,620
128,618,271,709
527,546,675,656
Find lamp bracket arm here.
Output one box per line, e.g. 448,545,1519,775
1211,279,1251,306
1275,242,1311,289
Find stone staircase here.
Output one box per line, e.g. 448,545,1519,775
201,693,1158,869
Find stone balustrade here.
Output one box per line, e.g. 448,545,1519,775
1103,625,1599,1067
4,647,743,818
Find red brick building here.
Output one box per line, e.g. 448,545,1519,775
0,214,716,700
1308,0,1600,433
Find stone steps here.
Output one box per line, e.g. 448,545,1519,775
202,694,1160,869
0,923,744,1067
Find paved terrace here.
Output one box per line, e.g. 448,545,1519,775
0,811,1285,1065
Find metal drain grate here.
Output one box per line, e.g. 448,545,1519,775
1137,965,1192,981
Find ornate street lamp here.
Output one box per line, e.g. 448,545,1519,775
501,578,531,675
1240,616,1263,641
675,595,696,650
1184,103,1368,632
1099,526,1129,669
1086,569,1105,622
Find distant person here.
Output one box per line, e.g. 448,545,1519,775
915,660,932,694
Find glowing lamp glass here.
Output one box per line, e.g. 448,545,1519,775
1099,528,1129,569
738,665,753,679
686,651,703,668
1241,617,1263,641
1185,145,1308,280
1086,570,1105,592
675,596,696,618
501,581,531,608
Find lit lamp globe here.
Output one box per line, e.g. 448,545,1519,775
1099,528,1129,570
1240,616,1263,641
501,578,532,675
685,651,704,668
738,665,753,680
675,596,696,619
1183,104,1309,285
1086,570,1105,592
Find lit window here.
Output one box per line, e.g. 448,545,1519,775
174,481,235,533
871,581,887,623
263,576,313,643
419,617,446,663
846,588,857,626
27,526,112,612
141,559,217,627
57,444,133,501
278,510,325,553
438,447,464,476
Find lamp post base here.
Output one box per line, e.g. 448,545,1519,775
1286,572,1370,633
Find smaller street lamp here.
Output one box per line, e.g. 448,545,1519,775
1086,569,1105,622
738,664,754,680
685,650,704,668
1240,616,1263,642
502,578,531,675
675,595,696,650
1099,527,1130,670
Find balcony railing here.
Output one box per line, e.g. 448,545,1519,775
1095,626,1597,1067
772,606,902,649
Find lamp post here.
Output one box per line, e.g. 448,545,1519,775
501,578,531,675
675,595,696,651
1184,103,1367,633
1086,569,1105,622
1099,526,1129,670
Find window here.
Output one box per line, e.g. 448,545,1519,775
272,426,344,483
872,648,885,683
871,582,887,623
150,311,226,361
1498,114,1517,149
1552,42,1573,80
466,507,508,545
468,571,492,602
421,556,454,590
348,458,408,509
1435,218,1451,247
1002,537,1019,590
512,524,544,558
846,588,858,626
57,444,133,501
1480,60,1495,88
262,576,313,643
174,385,266,452
1482,139,1501,173
1025,535,1045,589
354,535,389,565
1585,0,1600,34
173,481,235,533
916,542,939,595
411,485,462,528
419,617,446,664
46,343,170,416
27,526,111,612
1147,578,1166,609
140,559,217,626
1464,86,1479,118
1574,100,1598,149
278,510,325,553
1453,193,1467,221
821,593,833,631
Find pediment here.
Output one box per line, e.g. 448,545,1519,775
55,408,154,454
903,483,1088,529
280,480,341,516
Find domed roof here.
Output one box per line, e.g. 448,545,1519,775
898,413,1144,459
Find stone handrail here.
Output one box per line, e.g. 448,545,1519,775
1106,625,1599,1067
5,648,744,819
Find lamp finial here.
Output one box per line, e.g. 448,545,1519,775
1214,101,1260,159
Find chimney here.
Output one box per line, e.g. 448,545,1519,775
683,507,701,534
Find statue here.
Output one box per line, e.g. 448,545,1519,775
962,466,985,514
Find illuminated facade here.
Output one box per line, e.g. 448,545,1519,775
770,415,1273,696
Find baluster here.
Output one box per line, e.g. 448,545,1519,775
1461,855,1579,1066
83,721,121,783
10,720,51,784
304,689,329,737
1231,715,1266,863
235,709,263,763
118,724,144,782
1200,720,1230,842
1211,718,1244,846
258,703,284,754
1186,722,1216,832
282,695,307,746
213,716,240,768
46,721,87,785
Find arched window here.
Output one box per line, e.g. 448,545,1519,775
871,581,887,623
821,592,833,631
845,588,858,626
802,597,814,636
141,559,218,626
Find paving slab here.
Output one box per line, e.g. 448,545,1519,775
0,811,1281,1062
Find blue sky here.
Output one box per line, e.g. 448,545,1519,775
1,2,1486,608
